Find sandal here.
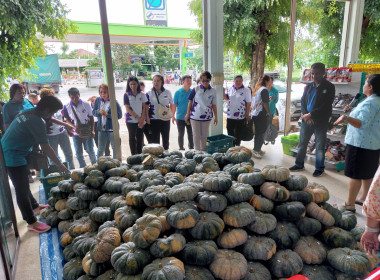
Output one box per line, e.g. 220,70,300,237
334,203,356,213
355,199,364,206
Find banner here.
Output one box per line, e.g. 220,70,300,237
143,0,167,27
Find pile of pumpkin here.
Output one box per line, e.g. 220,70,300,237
40,144,378,280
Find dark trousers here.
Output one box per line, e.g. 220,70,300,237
127,123,144,155
295,121,327,172
149,119,171,150
7,165,39,225
94,121,110,156
252,111,268,152
227,118,246,146
143,125,152,144
177,120,194,150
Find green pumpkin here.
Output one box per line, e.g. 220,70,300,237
90,227,121,263
242,236,277,261
168,182,199,203
274,201,306,222
40,206,55,219
84,164,99,175
127,154,145,165
202,171,232,192
71,169,87,182
104,177,130,193
105,167,128,178
223,202,256,227
224,162,254,180
301,264,335,280
57,208,73,220
143,185,171,208
164,172,184,187
154,156,182,175
260,182,290,202
122,182,142,195
46,211,61,227
58,179,75,193
180,240,218,265
75,185,101,201
84,170,105,188
184,173,207,184
97,269,119,280
143,207,171,232
283,174,308,191
225,146,252,163
185,150,204,159
97,193,120,207
114,206,142,230
246,211,277,235
82,251,109,277
125,169,139,182
243,262,271,280
294,236,327,264
68,216,98,238
321,202,343,226
50,186,69,199
194,157,220,173
351,227,365,242
150,233,186,258
89,201,98,210
175,159,197,176
269,250,303,278
89,207,113,223
97,156,121,172
217,228,248,249
238,171,266,187
296,217,322,236
131,214,162,249
249,194,274,213
212,152,230,168
166,202,200,229
115,273,142,280
63,243,76,262
63,257,85,280
73,209,90,220
306,202,335,227
142,257,184,280
288,191,313,205
322,227,355,248
48,196,59,207
327,248,370,277
269,221,300,249
195,191,227,212
98,220,124,236
304,182,330,203
225,182,254,204
72,231,97,257
189,212,225,240
60,232,73,248
111,242,151,275
139,170,166,189
209,249,248,280
58,220,73,233
126,190,145,208
184,265,215,280
338,210,357,231
193,152,212,163
261,165,290,182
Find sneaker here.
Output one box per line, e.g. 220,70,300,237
312,170,324,177
336,203,356,213
179,148,185,151
289,165,305,171
27,221,51,233
33,204,50,215
252,150,262,159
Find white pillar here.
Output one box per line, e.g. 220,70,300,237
206,0,224,136
339,0,364,67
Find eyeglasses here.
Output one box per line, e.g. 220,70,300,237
201,79,210,83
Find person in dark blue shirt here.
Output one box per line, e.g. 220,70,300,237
289,63,335,177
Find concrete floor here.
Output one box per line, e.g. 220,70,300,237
10,82,365,280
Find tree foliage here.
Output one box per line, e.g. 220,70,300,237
153,46,179,74
0,0,75,98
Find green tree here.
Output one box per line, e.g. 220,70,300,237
88,57,103,68
187,46,204,70
153,46,179,74
0,0,75,98
60,43,70,58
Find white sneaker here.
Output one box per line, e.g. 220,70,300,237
252,150,263,159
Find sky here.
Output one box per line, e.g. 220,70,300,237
45,0,199,54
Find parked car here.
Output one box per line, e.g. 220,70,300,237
275,81,304,121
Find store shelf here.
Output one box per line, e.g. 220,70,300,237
290,148,345,171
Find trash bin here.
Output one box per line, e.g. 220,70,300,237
281,134,300,156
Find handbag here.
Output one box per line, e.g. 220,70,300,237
71,105,93,139
154,89,173,121
264,116,279,145
240,118,254,141
26,150,49,170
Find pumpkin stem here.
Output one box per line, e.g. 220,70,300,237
249,268,255,273
131,247,135,253
283,254,288,260
192,269,198,275
158,263,163,269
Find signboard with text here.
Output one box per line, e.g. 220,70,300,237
143,0,168,27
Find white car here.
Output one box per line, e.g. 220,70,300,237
274,80,304,121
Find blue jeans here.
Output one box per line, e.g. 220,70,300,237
48,131,75,170
72,135,96,168
98,131,115,159
295,121,327,172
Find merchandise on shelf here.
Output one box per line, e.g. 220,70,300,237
336,67,352,82
332,93,353,110
326,67,338,82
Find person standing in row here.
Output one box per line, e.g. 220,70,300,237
93,84,122,159
269,77,279,117
290,62,335,177
173,75,194,150
224,75,251,146
146,74,175,152
124,76,148,155
250,75,273,159
62,87,97,167
185,71,217,151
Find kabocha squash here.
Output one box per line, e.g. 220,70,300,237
97,193,120,207
304,182,329,203
142,143,164,156
90,227,121,263
294,236,327,264
164,172,184,187
195,191,227,212
327,247,370,277
168,182,199,203
166,202,200,229
351,226,365,242
306,202,335,227
321,202,343,226
108,195,128,212
202,171,232,192
63,243,76,262
242,236,276,261
82,251,109,277
248,194,274,213
84,170,105,188
89,200,98,211
175,159,197,176
63,257,85,280
122,182,142,195
122,226,133,243
300,264,336,280
246,211,277,235
261,165,290,182
89,207,113,223
223,202,256,228
139,170,165,189
296,217,322,236
225,163,254,180
225,146,252,163
274,201,306,222
131,214,162,249
212,152,230,168
288,191,313,205
127,154,145,165
58,179,75,193
60,232,74,247
84,164,98,175
46,211,61,227
283,174,308,191
116,273,142,280
72,231,97,257
75,185,102,201
68,216,98,238
73,209,90,220
193,152,212,163
55,199,68,211
58,220,73,232
97,269,119,279
142,257,185,280
180,240,218,265
104,177,130,193
114,206,142,230
98,156,121,172
143,207,171,232
48,196,58,207
184,173,207,184
189,212,225,239
185,150,205,159
105,166,127,178
184,265,215,280
98,220,123,236
237,171,265,187
40,206,54,219
338,210,357,231
269,221,300,249
217,228,248,249
71,169,87,182
125,169,138,182
58,208,73,220
154,157,181,175
243,262,271,280
110,242,151,275
225,182,254,204
195,157,220,173
126,190,145,208
209,249,248,280
143,185,171,208
322,227,355,248
149,233,186,258
260,182,290,202
50,186,68,199
269,249,303,278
